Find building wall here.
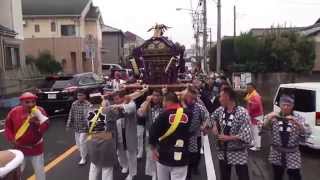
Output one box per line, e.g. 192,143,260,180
84,20,102,74
0,0,13,30
11,0,24,40
23,18,82,38
102,33,123,64
22,18,103,75
0,0,24,40
24,37,86,74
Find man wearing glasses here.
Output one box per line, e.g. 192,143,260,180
4,92,49,180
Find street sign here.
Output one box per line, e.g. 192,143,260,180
233,72,252,90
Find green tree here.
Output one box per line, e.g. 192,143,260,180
27,50,62,74
209,29,315,73
209,37,236,72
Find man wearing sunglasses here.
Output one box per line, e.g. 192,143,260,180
4,92,49,180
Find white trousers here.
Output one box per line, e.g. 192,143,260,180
156,162,188,180
89,163,113,180
145,147,157,178
21,153,45,180
117,149,137,176
137,125,145,157
251,124,261,148
75,132,88,159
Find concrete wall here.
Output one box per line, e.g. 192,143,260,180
0,64,42,97
102,33,124,64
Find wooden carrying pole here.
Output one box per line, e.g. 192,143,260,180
121,83,191,89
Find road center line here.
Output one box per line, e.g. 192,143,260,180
203,135,216,180
27,145,77,180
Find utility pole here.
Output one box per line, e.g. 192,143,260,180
234,5,236,37
216,0,222,73
209,28,212,49
193,12,200,63
202,0,208,73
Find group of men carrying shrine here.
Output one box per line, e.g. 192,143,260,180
3,74,311,180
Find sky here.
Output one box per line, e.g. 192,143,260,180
93,0,320,48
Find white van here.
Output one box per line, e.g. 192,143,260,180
274,83,320,149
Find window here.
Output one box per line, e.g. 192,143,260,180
34,24,40,32
51,22,56,32
78,76,96,85
61,25,76,36
92,73,103,83
4,46,20,69
275,87,316,112
102,64,111,70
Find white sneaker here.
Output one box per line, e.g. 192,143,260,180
78,158,86,165
125,175,133,180
250,147,261,151
200,147,204,154
121,168,128,174
152,175,157,180
137,152,143,159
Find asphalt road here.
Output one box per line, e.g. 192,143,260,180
0,116,320,180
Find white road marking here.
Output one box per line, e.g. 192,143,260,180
0,129,4,133
203,135,217,180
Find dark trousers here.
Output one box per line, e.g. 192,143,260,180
219,160,250,180
272,165,302,180
187,137,202,180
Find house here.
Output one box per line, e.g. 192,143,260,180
22,0,103,74
101,25,125,65
0,0,26,96
124,31,144,62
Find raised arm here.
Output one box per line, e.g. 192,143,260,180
137,97,152,117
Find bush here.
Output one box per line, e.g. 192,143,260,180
26,50,62,74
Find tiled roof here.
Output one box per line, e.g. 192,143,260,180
102,25,122,33
86,6,99,19
124,31,144,42
22,0,90,16
0,24,16,36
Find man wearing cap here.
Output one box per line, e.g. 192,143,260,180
4,92,49,180
264,94,311,180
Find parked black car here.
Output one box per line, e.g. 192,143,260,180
36,72,105,116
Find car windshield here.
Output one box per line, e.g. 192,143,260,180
52,80,73,89
275,87,316,112
39,77,74,89
92,73,104,83
102,65,111,70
